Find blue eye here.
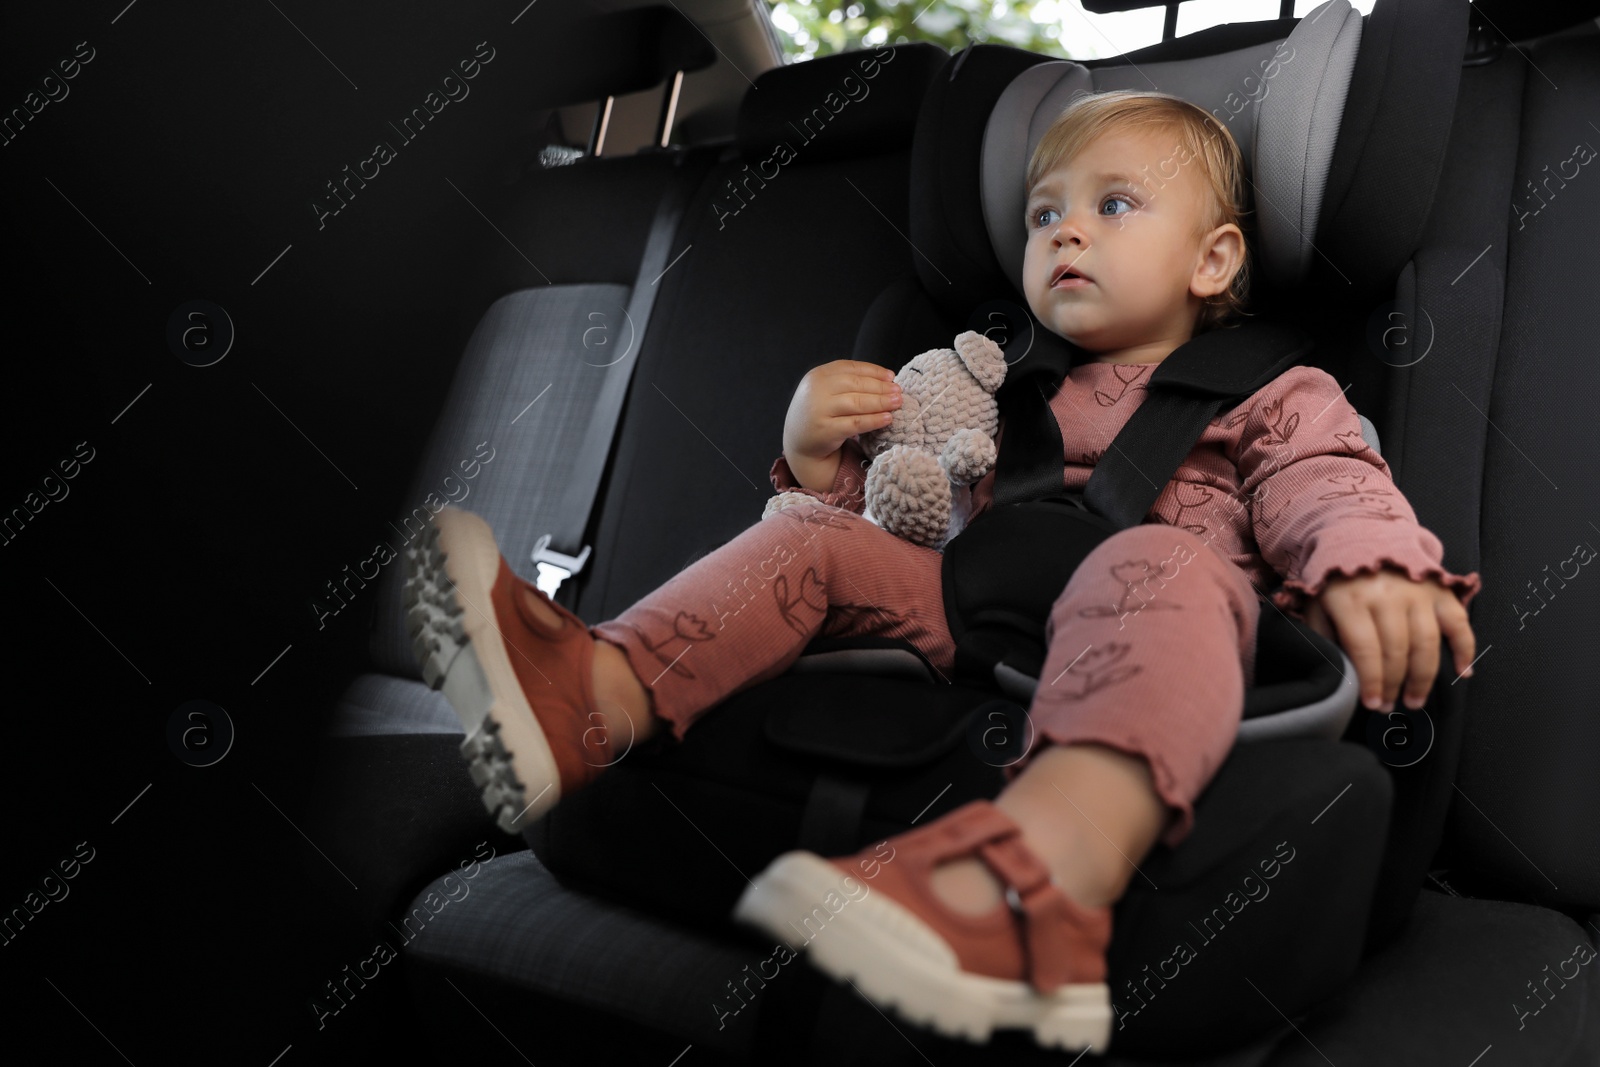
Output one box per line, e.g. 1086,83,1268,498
1031,207,1060,230
1101,195,1134,217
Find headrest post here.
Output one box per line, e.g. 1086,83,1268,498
588,95,614,157
655,69,685,148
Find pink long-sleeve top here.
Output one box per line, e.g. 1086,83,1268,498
770,360,1483,617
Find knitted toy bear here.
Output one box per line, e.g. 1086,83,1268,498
763,330,1008,551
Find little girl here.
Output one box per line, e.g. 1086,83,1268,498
405,89,1481,1051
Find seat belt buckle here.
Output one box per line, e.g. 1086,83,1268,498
531,534,591,598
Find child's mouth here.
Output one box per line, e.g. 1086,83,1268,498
1050,263,1094,289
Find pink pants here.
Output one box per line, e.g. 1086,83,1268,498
589,501,1260,848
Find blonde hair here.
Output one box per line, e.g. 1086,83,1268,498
1025,89,1252,332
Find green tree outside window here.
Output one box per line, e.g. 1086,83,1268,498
764,0,1119,62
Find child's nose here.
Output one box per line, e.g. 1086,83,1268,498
1053,219,1087,246
1049,212,1088,246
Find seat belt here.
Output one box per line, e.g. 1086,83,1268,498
530,149,713,600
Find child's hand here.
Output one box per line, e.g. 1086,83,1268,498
1301,568,1477,713
783,360,903,462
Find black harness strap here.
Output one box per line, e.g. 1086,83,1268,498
992,315,1314,519
795,775,871,858
990,323,1077,508
1084,318,1315,527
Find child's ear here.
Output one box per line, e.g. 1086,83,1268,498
1192,223,1245,299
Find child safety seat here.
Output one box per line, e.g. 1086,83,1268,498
531,1,1467,1055
942,315,1315,703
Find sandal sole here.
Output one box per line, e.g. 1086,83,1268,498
403,507,563,835
733,851,1111,1051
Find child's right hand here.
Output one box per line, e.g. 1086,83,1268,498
782,360,903,461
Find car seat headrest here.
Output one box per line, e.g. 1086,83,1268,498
979,0,1361,298
529,5,717,108
736,43,947,163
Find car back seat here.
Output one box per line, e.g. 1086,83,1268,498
1437,8,1600,916
305,5,716,934
350,4,1600,1065
381,35,973,1055
308,31,952,1063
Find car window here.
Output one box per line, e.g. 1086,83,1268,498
764,0,1379,63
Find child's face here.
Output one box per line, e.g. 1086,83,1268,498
1022,126,1240,357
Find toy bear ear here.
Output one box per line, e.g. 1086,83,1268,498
953,330,1008,394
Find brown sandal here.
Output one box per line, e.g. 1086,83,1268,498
405,506,622,834
733,798,1113,1051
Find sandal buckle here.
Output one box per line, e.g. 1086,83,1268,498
1004,884,1027,919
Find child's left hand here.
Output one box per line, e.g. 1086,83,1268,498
1300,567,1477,714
